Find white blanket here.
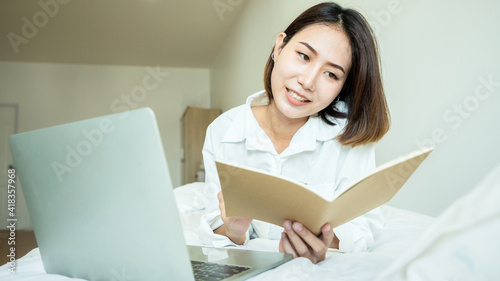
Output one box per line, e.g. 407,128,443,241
4,164,500,280
376,163,500,281
0,181,435,281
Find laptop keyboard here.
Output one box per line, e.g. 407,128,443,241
191,260,250,281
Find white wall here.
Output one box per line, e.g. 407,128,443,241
0,61,210,229
210,0,500,216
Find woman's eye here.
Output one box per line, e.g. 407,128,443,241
298,52,309,61
326,72,339,80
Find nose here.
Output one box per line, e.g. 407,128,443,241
297,64,319,92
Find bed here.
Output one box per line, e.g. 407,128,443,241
1,163,499,280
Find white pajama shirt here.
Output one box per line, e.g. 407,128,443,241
198,91,385,252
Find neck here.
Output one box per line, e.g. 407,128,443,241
265,100,308,136
253,100,308,154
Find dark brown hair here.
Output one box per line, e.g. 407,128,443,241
264,2,390,146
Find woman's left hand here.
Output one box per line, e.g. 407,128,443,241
279,220,339,264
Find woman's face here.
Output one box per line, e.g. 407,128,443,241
270,24,352,120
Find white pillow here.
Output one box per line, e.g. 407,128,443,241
173,182,208,212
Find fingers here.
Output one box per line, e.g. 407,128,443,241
283,220,313,260
217,191,226,219
279,232,298,258
281,220,331,264
216,191,252,244
217,191,224,203
320,223,335,249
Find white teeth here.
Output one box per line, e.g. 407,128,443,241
287,89,309,102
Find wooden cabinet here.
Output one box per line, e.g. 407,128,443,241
181,107,221,185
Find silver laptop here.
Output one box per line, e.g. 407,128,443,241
9,108,291,281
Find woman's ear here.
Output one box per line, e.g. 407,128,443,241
273,32,287,61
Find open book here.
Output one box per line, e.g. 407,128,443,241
216,147,433,235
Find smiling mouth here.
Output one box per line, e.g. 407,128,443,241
287,88,310,102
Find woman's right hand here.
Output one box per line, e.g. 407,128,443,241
214,191,252,244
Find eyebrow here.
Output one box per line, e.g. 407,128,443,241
299,41,346,74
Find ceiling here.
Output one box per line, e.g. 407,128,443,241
0,0,248,68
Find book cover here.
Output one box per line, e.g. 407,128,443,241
216,147,433,235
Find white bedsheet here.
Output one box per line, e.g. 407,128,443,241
0,182,435,281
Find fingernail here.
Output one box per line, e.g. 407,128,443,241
284,220,291,230
293,223,303,231
324,224,331,232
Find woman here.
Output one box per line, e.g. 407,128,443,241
199,2,390,264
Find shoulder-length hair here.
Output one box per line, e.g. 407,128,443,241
263,2,390,147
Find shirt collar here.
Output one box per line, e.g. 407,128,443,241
280,114,344,156
221,90,347,151
316,108,346,142
221,90,266,144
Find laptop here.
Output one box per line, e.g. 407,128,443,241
9,108,292,281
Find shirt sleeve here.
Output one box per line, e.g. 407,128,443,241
197,123,248,247
333,143,386,252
